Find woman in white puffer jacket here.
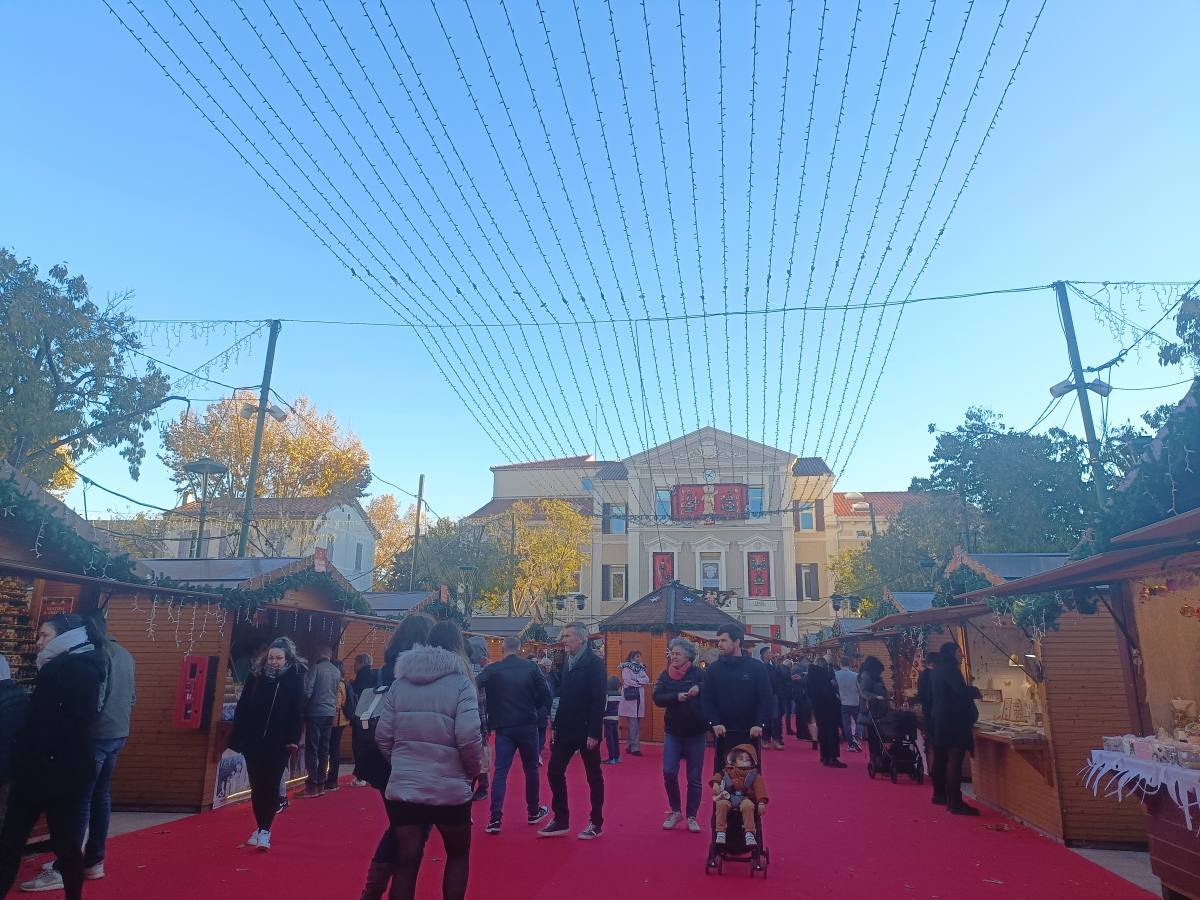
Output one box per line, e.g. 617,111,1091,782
375,620,483,900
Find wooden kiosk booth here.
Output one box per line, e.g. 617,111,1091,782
967,508,1200,899
599,580,745,744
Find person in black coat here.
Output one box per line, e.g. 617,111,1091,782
0,655,30,837
702,624,772,772
805,657,846,768
477,637,552,832
0,614,105,900
540,623,606,840
790,659,812,742
229,637,306,850
930,642,982,815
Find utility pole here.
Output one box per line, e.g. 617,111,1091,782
407,474,424,592
508,510,516,616
237,320,282,558
1055,282,1107,511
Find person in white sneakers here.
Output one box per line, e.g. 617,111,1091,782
228,638,306,852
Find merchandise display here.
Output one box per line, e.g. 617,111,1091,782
0,574,37,684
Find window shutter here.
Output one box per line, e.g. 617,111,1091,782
812,562,820,600
815,499,825,531
792,500,800,529
602,564,611,601
602,503,612,534
796,563,803,601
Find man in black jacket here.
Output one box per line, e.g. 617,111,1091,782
478,637,552,834
702,624,772,772
539,622,606,841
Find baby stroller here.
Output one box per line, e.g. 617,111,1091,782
704,734,770,879
864,707,923,784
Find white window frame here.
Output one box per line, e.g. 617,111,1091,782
609,565,626,602
796,502,816,531
799,563,820,601
748,486,765,519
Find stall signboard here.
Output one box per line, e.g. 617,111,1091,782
37,596,75,627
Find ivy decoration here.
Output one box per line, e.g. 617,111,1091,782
150,567,369,616
0,476,138,582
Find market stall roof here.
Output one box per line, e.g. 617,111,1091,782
1110,505,1200,546
0,558,219,600
868,603,991,631
467,615,532,638
140,556,309,588
887,591,935,613
361,590,434,617
598,580,742,632
956,541,1200,602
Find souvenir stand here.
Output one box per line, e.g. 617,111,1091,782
968,509,1200,897
599,580,745,743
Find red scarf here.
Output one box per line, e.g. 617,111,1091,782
668,658,693,681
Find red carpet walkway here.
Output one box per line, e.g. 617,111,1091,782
15,741,1152,899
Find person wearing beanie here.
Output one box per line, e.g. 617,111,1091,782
0,614,105,900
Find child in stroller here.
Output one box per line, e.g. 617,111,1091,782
705,739,770,877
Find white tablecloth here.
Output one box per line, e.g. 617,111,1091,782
1082,749,1200,832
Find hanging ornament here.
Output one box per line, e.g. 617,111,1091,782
185,603,197,656
32,519,45,559
147,596,159,641
200,604,210,642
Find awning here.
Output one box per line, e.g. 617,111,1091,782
1111,506,1200,545
957,541,1200,603
868,603,991,631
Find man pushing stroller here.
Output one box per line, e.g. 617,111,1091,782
710,743,768,847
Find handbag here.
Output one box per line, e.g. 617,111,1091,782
623,686,640,701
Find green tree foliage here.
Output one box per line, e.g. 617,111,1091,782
382,518,508,619
1,249,171,488
911,408,1095,552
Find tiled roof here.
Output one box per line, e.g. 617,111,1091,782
600,581,743,631
362,591,434,615
468,616,533,638
491,455,595,472
792,458,833,476
465,496,594,520
832,491,927,518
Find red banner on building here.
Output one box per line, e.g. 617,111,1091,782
712,484,748,519
671,485,706,519
747,551,771,597
652,552,674,590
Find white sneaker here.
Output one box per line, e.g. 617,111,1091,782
662,811,682,830
687,817,701,833
83,863,105,880
18,869,63,892
257,830,271,852
744,831,758,847
352,779,369,787
247,829,261,847
714,831,726,845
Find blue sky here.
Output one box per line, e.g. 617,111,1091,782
2,0,1198,521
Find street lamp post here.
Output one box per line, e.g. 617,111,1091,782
183,457,229,559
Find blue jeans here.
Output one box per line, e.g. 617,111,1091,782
76,737,127,868
841,705,860,743
662,732,706,818
489,726,540,822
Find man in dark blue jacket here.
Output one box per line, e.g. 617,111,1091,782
539,623,606,841
478,637,552,834
702,624,772,771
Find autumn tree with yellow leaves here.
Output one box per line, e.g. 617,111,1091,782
160,391,371,500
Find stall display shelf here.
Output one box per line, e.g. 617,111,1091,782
1082,749,1200,831
0,575,38,684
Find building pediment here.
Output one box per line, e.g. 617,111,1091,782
624,426,796,472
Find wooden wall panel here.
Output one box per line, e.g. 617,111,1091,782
102,593,230,811
972,737,1064,839
1041,609,1146,845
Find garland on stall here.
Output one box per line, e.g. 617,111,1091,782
986,589,1098,634
151,567,370,615
0,476,138,582
423,601,466,626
